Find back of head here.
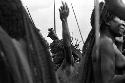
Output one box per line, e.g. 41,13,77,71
47,28,59,40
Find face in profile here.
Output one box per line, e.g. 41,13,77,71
109,16,125,37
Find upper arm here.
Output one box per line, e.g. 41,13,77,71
99,39,115,83
114,44,125,69
62,20,71,46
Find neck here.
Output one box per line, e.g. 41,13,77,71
101,26,115,41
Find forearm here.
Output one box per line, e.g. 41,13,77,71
62,19,71,47
111,74,125,83
59,2,73,65
61,19,73,65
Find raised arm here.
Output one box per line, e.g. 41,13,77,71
59,2,73,65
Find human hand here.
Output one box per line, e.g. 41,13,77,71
59,2,69,21
115,37,124,43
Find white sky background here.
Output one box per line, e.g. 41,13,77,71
21,0,103,49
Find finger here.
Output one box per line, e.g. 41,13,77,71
63,2,67,10
59,8,63,14
65,2,68,8
67,5,69,11
65,2,68,11
67,6,69,13
60,6,63,10
59,8,61,13
62,2,65,10
62,1,65,6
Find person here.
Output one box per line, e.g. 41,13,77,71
115,36,124,52
47,28,59,41
122,35,125,55
91,2,125,83
114,22,125,52
47,28,81,70
47,28,65,70
58,2,75,72
0,1,57,83
56,2,79,83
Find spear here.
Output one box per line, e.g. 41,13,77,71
94,0,100,62
71,3,84,44
54,0,56,33
94,0,102,83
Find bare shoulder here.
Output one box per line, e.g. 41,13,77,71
100,36,113,46
100,36,114,52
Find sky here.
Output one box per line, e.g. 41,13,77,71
21,0,103,49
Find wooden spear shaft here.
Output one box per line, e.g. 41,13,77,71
95,0,100,60
54,0,56,33
71,3,84,44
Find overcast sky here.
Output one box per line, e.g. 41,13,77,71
21,0,103,48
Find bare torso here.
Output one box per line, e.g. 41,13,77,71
92,35,125,83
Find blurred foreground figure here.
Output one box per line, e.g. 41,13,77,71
0,0,57,83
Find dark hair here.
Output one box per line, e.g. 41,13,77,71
90,2,105,28
90,1,116,31
47,28,58,40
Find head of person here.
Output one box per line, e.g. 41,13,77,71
91,1,125,37
47,28,59,40
106,16,125,37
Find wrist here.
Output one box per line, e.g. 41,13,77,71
61,18,67,22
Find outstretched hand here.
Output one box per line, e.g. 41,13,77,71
59,2,69,21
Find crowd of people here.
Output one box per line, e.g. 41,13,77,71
0,0,125,83
48,1,125,83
